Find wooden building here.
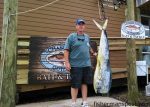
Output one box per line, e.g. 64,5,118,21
0,0,149,93
0,0,125,37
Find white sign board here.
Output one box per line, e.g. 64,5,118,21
136,61,148,76
121,20,145,39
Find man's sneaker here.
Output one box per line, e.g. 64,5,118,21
81,101,89,107
71,102,76,107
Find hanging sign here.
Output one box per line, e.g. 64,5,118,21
121,20,145,39
29,37,70,84
28,37,97,84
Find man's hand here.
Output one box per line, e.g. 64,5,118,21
93,52,97,56
65,61,71,72
90,48,97,56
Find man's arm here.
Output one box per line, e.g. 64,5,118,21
64,50,71,71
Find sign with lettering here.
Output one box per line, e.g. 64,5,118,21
29,37,97,83
121,20,145,39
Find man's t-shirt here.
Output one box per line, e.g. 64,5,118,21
64,32,91,67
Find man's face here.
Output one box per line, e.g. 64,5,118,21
76,23,85,32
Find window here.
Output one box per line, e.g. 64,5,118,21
141,16,150,37
141,15,150,67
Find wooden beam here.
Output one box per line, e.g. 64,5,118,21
126,0,139,104
0,0,18,106
17,83,71,92
18,41,29,47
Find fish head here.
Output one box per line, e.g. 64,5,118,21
94,79,102,93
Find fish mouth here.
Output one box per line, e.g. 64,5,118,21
96,87,101,93
95,80,102,93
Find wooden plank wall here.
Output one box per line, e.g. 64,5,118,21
0,0,150,91
17,37,30,84
0,0,125,37
0,0,135,86
1,37,150,86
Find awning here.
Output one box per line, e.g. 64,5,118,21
136,0,150,7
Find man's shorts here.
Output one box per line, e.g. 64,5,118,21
70,66,93,88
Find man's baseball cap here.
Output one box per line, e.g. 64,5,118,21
76,18,85,25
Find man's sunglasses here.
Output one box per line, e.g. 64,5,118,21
77,38,84,42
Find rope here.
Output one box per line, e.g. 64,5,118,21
11,0,60,15
98,0,102,20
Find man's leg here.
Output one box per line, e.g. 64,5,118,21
71,87,78,102
81,67,93,106
81,84,88,101
70,67,82,104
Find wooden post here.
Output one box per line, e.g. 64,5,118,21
0,0,18,107
126,0,139,104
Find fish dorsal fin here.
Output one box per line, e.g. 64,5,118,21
92,19,108,30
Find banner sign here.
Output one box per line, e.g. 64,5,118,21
121,20,145,39
29,37,97,84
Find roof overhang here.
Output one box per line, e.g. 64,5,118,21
136,0,150,7
138,1,150,16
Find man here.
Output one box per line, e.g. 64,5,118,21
64,18,94,107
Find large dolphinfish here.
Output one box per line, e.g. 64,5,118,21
93,19,112,94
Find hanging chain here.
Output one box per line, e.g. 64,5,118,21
113,0,127,10
98,0,107,20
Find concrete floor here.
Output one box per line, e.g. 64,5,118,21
16,96,135,107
